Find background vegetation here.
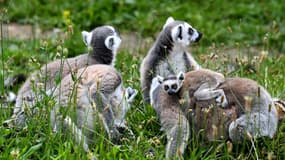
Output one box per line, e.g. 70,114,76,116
0,0,285,159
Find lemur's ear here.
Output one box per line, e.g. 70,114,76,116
125,87,138,103
163,17,175,29
105,35,121,50
82,31,92,46
157,75,164,84
177,71,185,81
171,24,184,41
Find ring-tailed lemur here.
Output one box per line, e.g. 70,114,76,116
13,25,121,127
150,72,189,158
183,69,278,142
140,17,202,103
150,69,278,158
50,64,137,157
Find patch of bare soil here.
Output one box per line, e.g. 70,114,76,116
0,23,153,52
1,23,63,40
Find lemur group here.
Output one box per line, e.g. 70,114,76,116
8,17,285,158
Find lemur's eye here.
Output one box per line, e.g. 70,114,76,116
188,28,193,35
171,84,178,90
164,85,169,91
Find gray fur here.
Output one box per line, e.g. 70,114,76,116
140,17,202,103
150,69,278,158
50,65,137,155
185,70,278,142
89,26,120,64
150,74,189,158
13,26,121,127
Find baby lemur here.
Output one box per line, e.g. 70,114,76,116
140,17,202,103
50,64,137,155
150,69,278,158
150,72,189,158
13,25,121,127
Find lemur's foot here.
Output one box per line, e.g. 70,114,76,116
229,121,250,142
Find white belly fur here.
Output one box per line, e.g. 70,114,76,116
156,50,188,77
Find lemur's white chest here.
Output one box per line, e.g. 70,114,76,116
156,46,188,77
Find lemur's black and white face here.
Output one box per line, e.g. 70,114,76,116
163,17,202,47
157,72,185,95
81,25,121,52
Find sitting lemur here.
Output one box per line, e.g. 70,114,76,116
140,17,202,103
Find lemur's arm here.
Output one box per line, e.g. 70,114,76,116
193,82,228,108
141,55,156,103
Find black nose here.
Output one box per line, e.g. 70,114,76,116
194,31,203,42
168,90,176,95
117,126,127,134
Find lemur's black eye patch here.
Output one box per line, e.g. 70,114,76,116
188,28,193,35
171,84,177,90
164,85,169,91
178,26,183,40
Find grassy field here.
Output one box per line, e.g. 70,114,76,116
1,0,285,159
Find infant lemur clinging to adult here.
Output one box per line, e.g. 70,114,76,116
13,25,121,127
140,17,202,103
150,69,278,158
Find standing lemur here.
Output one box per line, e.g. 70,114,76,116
50,64,138,156
140,17,202,103
13,26,121,127
150,69,278,158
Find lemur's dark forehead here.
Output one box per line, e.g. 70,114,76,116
90,26,119,47
92,26,117,38
163,76,177,81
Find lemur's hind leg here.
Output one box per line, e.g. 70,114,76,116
194,82,228,108
160,108,190,158
229,112,277,142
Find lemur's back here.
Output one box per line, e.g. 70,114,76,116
219,77,274,114
54,64,122,106
15,54,95,106
187,72,278,141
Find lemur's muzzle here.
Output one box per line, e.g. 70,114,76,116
167,90,176,95
194,31,203,43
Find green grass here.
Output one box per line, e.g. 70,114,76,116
1,0,285,159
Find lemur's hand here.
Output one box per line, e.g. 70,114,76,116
126,87,138,103
215,89,228,108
